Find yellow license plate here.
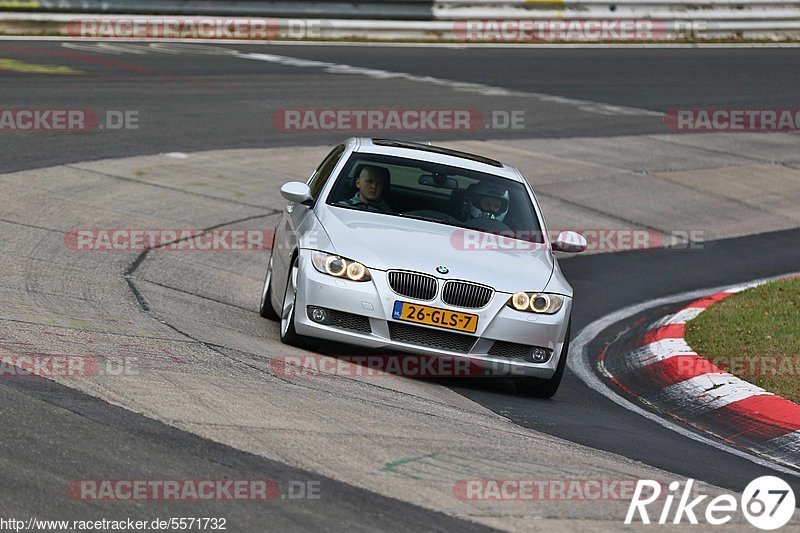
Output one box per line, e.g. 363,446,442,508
392,301,478,333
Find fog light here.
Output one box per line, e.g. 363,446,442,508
309,307,328,323
530,347,550,363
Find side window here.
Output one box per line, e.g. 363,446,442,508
308,145,345,199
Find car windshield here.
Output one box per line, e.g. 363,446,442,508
325,152,545,243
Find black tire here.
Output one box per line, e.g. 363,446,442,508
259,254,280,320
514,322,571,398
279,256,303,347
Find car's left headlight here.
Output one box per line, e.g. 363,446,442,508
311,251,371,282
507,292,564,314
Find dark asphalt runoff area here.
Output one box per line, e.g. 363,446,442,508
2,40,800,528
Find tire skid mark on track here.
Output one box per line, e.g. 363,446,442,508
4,40,800,524
124,212,279,313
126,266,500,411
138,277,256,313
4,145,798,525
0,217,64,233
206,338,499,419
114,212,315,391
0,315,201,345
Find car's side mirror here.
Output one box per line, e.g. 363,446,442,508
552,231,587,253
280,182,313,206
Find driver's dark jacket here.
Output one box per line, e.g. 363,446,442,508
338,193,393,213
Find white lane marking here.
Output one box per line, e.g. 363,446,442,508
238,51,512,95
568,270,800,477
163,152,189,159
54,40,662,117
656,372,771,417
236,51,662,117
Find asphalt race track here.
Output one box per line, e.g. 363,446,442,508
2,40,800,530
3,42,800,172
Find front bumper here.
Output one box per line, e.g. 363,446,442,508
292,250,571,378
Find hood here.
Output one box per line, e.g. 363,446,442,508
316,206,554,293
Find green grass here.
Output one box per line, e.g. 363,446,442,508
685,278,800,402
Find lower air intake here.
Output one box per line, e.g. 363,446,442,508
388,322,476,353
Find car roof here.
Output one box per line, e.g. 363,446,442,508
348,138,525,182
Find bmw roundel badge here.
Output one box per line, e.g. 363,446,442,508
436,265,449,274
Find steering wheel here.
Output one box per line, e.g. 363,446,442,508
465,216,511,232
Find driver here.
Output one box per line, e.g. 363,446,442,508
340,165,393,213
467,182,510,222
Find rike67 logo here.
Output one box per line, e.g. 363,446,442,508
626,477,795,530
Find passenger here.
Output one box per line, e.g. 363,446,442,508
467,182,510,222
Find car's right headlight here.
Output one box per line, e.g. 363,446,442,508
311,251,371,282
507,292,564,314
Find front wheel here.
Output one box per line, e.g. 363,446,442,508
279,256,304,347
259,254,280,320
514,322,570,398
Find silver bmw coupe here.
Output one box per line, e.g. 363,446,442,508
260,138,586,397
